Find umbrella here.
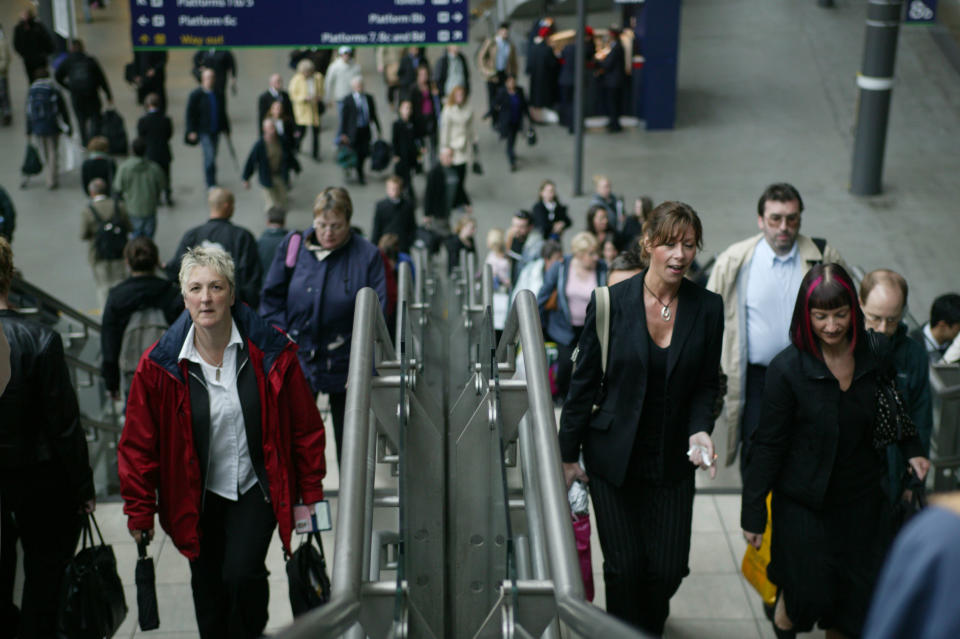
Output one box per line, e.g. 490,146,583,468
135,535,160,631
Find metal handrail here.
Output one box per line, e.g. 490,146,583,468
12,275,101,333
276,288,396,639
501,291,647,638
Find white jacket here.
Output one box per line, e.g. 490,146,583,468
706,232,846,466
324,58,361,103
439,104,476,165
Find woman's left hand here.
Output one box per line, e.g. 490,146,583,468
688,431,717,479
908,456,931,481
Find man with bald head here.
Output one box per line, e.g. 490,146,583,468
186,67,231,188
256,73,292,134
165,188,262,306
338,75,381,185
859,268,932,501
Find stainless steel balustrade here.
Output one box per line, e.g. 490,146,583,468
276,250,644,638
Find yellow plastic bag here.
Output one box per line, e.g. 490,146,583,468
741,493,776,606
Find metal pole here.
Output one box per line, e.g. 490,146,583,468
572,0,587,196
850,0,903,196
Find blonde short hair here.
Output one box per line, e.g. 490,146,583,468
179,245,236,297
570,231,599,256
486,228,505,252
313,186,353,222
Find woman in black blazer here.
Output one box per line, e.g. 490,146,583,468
530,179,571,240
559,202,723,635
741,263,929,639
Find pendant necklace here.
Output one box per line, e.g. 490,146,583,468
643,278,676,322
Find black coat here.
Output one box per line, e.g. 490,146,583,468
12,18,53,77
558,41,596,87
241,138,301,188
599,41,626,89
371,197,417,253
339,92,381,148
526,40,559,108
55,52,112,108
391,119,420,175
559,273,724,487
137,109,173,166
741,343,925,534
406,85,439,137
132,50,167,102
165,219,262,307
100,274,182,393
0,310,95,503
185,87,230,137
397,53,428,91
80,156,116,196
531,200,571,239
256,89,293,131
433,52,470,98
192,49,236,96
424,164,469,220
493,87,530,137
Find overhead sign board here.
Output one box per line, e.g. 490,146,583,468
131,0,468,49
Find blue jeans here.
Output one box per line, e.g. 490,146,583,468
199,132,219,187
130,215,157,239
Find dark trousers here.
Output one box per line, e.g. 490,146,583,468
740,363,767,476
559,85,574,132
71,94,102,146
604,86,623,132
553,325,583,403
504,125,519,166
0,463,84,639
485,72,506,120
589,473,695,635
353,126,371,183
328,391,347,465
199,132,220,187
296,124,320,159
190,486,277,639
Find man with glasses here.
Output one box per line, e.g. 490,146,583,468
707,183,846,473
859,269,932,500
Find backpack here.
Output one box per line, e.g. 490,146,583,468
27,83,59,136
119,306,168,388
370,139,392,171
68,57,97,94
88,203,127,261
101,110,129,155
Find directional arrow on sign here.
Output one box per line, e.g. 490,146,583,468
453,12,463,22
137,15,149,26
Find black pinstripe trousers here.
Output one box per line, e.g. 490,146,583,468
589,473,695,636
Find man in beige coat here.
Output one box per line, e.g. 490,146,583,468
477,23,518,117
706,183,845,471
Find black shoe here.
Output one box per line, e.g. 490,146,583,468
509,162,516,172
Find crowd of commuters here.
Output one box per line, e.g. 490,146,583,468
0,10,958,639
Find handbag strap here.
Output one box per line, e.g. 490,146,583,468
87,511,107,546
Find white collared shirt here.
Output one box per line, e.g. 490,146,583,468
178,320,258,501
744,239,804,366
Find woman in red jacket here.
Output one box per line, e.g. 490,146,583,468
118,245,326,639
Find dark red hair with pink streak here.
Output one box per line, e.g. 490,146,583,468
789,263,864,358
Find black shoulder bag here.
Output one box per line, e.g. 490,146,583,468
867,330,918,451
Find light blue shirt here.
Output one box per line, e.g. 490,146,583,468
744,239,805,366
495,37,510,72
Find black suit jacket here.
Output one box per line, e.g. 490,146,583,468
424,164,469,219
339,92,381,148
257,89,293,131
185,87,230,137
137,110,173,165
434,52,470,98
559,273,724,487
599,41,626,89
371,197,417,253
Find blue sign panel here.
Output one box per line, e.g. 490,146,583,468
131,0,468,49
904,0,937,23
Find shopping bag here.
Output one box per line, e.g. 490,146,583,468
135,536,160,631
572,514,594,602
286,532,332,616
57,512,128,638
741,493,776,606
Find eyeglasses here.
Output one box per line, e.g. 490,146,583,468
766,213,801,226
313,220,346,233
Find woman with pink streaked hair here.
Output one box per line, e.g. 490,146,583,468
740,263,930,639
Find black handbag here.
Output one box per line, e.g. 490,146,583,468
471,143,483,175
867,330,918,451
286,532,331,616
58,512,128,639
892,470,927,532
526,127,537,146
21,143,43,176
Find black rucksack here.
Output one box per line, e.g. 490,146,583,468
101,110,129,155
88,204,127,261
370,140,392,172
68,57,97,94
